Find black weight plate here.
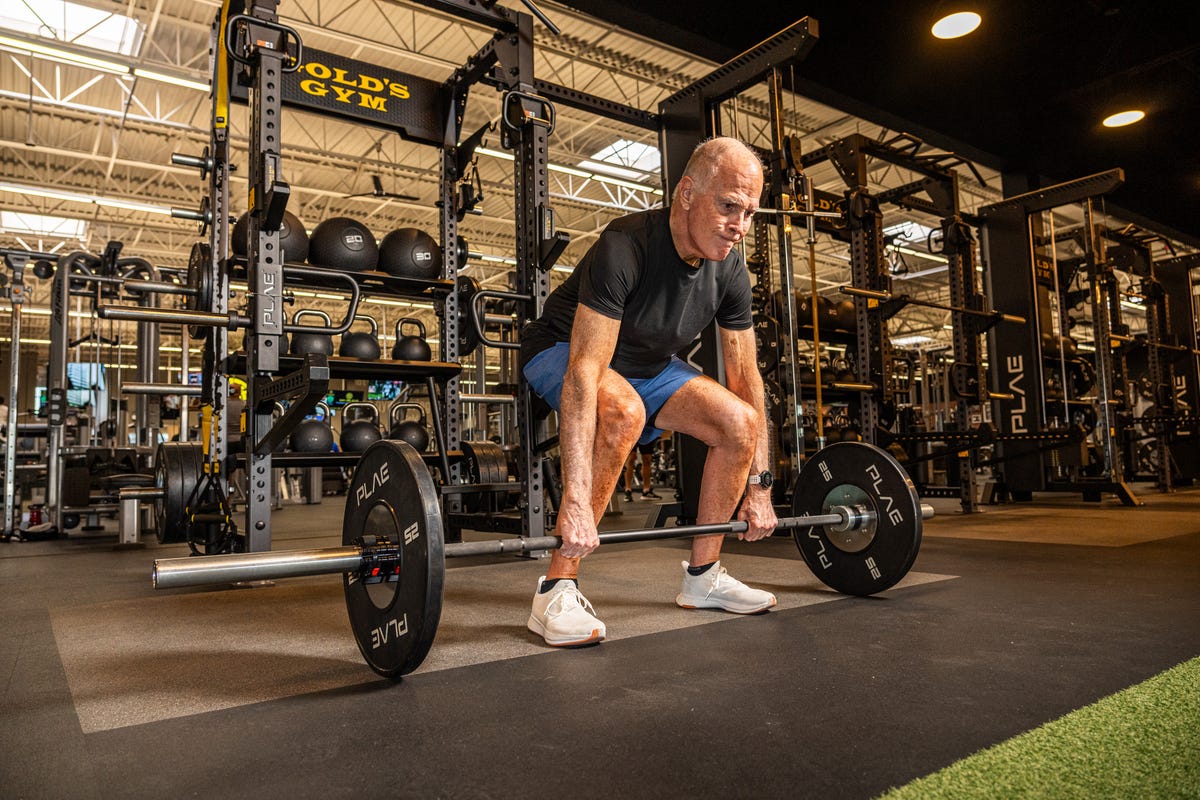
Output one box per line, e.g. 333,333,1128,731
455,276,482,357
791,441,922,596
762,378,785,429
154,442,201,544
186,242,213,340
460,440,506,512
753,314,780,373
343,440,444,678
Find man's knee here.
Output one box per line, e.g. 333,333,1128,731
719,399,758,452
597,393,646,445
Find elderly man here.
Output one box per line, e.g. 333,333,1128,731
519,137,779,646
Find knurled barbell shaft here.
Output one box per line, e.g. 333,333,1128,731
152,505,934,590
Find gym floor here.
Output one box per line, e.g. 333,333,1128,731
2,486,1198,799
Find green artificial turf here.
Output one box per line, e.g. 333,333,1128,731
879,656,1200,799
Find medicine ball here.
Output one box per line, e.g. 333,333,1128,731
379,228,442,279
308,216,378,272
231,210,310,264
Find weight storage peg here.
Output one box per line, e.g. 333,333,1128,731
153,440,933,679
339,402,382,453
339,315,382,360
391,318,432,361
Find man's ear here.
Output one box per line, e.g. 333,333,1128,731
677,176,694,209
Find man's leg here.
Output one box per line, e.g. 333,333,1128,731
654,377,775,613
544,369,645,581
654,375,758,564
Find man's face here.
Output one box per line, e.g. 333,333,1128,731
679,156,762,263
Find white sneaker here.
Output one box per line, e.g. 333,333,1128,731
676,560,777,614
527,577,606,646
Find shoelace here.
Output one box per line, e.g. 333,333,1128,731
546,585,596,619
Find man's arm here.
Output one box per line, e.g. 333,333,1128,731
556,305,622,558
720,324,778,540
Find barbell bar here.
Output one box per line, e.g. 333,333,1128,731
839,285,1027,325
153,501,932,591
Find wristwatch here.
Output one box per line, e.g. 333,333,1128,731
748,470,773,489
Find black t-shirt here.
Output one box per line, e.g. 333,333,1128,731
520,209,753,379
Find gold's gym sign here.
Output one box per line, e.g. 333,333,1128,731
269,48,444,145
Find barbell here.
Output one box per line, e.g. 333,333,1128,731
152,440,931,679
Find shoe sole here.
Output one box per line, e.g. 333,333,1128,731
675,594,777,615
527,615,605,647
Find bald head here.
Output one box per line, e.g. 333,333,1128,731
673,137,763,202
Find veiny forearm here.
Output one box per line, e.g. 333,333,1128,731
558,363,600,509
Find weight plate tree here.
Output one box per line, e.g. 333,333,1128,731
153,440,932,679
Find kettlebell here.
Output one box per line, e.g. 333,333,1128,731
339,402,382,453
833,355,856,384
819,355,835,386
290,309,334,356
339,315,381,360
388,402,430,452
290,402,334,453
797,354,816,386
391,318,432,361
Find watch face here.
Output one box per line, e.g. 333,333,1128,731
757,470,773,488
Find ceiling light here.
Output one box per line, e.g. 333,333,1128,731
0,181,175,215
931,12,981,39
475,146,661,195
133,68,209,92
1102,110,1145,128
0,33,128,74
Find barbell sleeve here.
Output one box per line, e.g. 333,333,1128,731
154,546,365,589
122,382,203,396
97,304,246,329
838,285,892,301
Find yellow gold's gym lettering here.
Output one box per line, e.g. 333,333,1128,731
298,60,410,113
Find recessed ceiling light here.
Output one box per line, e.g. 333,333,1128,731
932,11,982,39
1102,110,1145,128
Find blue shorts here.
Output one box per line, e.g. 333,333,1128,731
523,342,701,446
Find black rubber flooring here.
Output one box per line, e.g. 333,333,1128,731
2,488,1198,799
